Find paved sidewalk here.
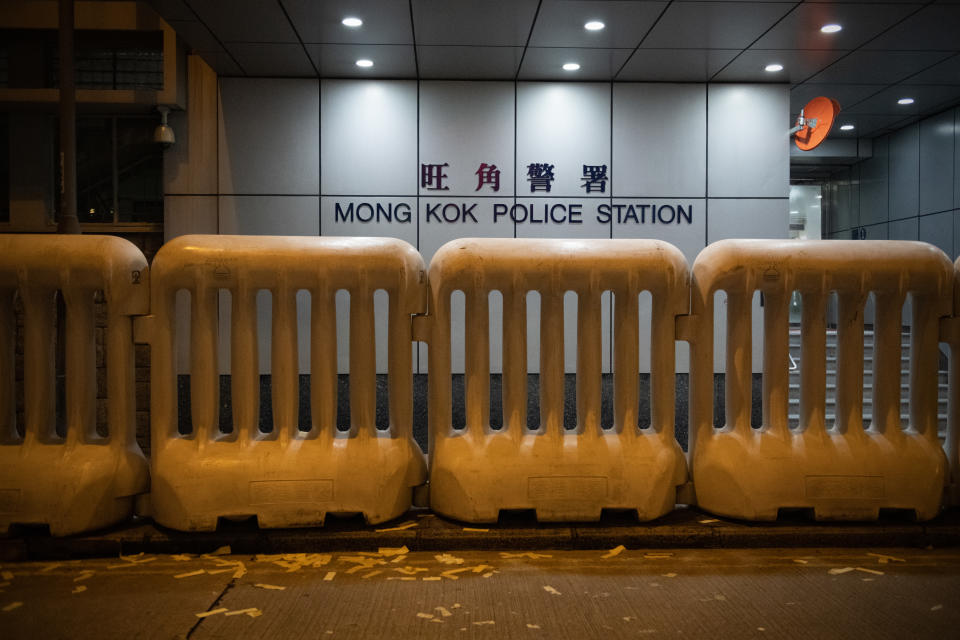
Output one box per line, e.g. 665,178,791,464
1,547,958,639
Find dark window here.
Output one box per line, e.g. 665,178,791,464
0,113,8,223
77,116,162,224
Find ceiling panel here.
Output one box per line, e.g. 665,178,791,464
412,0,539,47
900,53,960,84
617,48,739,81
281,0,413,45
829,114,912,137
148,0,195,22
529,0,667,48
168,19,221,52
750,2,918,51
417,46,523,79
790,83,888,113
863,4,960,50
227,43,315,77
198,50,244,77
641,2,796,50
306,44,417,78
713,49,848,83
843,84,960,115
518,47,632,81
807,50,955,85
190,0,297,43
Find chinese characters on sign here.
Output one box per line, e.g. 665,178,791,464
422,162,608,194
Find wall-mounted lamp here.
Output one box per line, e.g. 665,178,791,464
153,106,175,149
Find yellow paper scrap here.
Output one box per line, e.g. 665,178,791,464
211,546,231,555
204,568,232,575
375,521,418,532
232,564,248,580
463,527,489,532
119,553,144,562
39,563,62,573
662,573,677,578
422,576,442,581
471,565,494,573
473,620,495,626
867,552,905,564
436,606,452,617
174,570,206,579
828,567,855,575
482,572,495,578
527,623,541,629
73,570,95,582
225,608,262,618
195,608,228,618
3,602,23,612
856,567,884,576
0,571,12,580
699,519,720,524
500,552,551,559
378,546,409,557
391,556,407,564
417,612,435,619
932,604,943,611
452,603,462,609
362,571,383,579
254,583,286,591
543,585,561,596
71,586,87,594
323,572,336,581
793,559,809,564
430,618,445,624
435,553,465,565
601,545,626,559
171,554,194,562
394,567,428,575
644,553,672,559
386,576,417,581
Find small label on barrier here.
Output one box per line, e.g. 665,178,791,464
0,489,20,513
805,476,884,500
527,477,608,501
249,480,334,504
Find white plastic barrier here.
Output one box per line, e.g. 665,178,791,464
0,235,150,535
147,235,426,531
689,239,952,521
427,238,689,522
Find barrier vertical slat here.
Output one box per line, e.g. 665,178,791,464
502,288,527,436
911,297,940,441
430,289,452,448
465,290,490,431
835,294,865,435
387,290,411,438
539,292,564,435
762,290,789,438
577,289,602,435
272,287,299,443
872,292,904,437
350,288,376,437
0,291,14,440
65,290,95,446
311,287,336,436
152,289,176,445
232,287,259,441
613,289,638,436
725,289,752,433
190,284,219,441
106,309,135,449
651,296,676,441
23,289,56,444
799,291,826,435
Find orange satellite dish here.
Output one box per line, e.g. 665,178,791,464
792,96,841,151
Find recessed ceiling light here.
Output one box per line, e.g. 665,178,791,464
764,63,784,72
356,59,373,68
584,20,605,31
820,24,842,34
562,62,581,71
840,124,855,131
790,210,799,214
897,97,915,105
342,17,362,27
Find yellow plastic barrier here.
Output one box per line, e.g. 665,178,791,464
0,235,149,535
689,239,951,521
147,235,426,531
945,257,960,507
427,238,689,522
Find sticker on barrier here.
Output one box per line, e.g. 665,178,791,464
426,238,689,522
688,239,952,521
0,235,150,536
145,235,427,531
